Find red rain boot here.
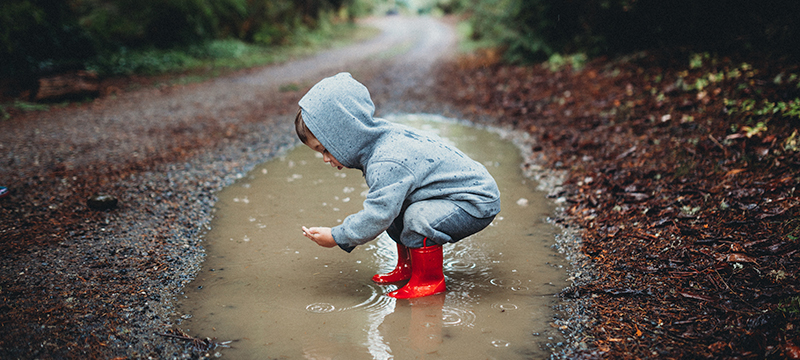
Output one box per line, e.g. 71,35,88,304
387,240,445,299
372,242,412,284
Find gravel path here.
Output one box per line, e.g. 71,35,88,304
0,16,580,359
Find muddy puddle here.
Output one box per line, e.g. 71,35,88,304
179,114,568,359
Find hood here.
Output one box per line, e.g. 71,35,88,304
299,72,387,170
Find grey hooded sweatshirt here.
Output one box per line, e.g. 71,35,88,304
299,73,500,252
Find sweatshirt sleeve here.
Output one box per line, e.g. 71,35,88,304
331,161,415,252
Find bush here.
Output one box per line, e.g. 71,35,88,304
188,39,248,59
75,0,249,49
1,0,357,83
1,0,96,79
451,0,800,63
87,48,199,76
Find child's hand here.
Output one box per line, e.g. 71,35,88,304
301,226,337,248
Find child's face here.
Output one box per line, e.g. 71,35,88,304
306,137,346,170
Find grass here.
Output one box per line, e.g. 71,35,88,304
1,22,380,119
454,19,586,72
1,100,51,120
88,22,380,86
455,21,501,54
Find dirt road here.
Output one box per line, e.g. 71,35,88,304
0,16,466,358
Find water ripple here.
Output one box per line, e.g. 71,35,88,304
337,284,396,313
490,278,522,287
491,302,519,311
306,302,336,313
491,339,510,348
444,259,478,274
488,278,530,292
441,306,476,328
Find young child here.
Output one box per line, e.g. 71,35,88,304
297,73,500,299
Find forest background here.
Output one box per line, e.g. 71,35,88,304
3,0,799,85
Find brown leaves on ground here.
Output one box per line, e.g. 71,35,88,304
436,50,800,359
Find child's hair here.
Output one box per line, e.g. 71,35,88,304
294,108,312,144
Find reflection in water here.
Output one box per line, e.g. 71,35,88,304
179,114,568,359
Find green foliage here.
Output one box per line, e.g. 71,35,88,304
0,100,51,120
82,20,366,79
785,131,800,152
75,0,249,48
544,53,587,72
741,121,768,138
779,296,800,315
87,48,200,76
689,53,709,69
1,0,359,81
451,0,625,62
445,0,800,64
457,0,553,62
454,21,500,54
1,0,96,78
188,39,248,59
668,53,800,144
725,98,800,121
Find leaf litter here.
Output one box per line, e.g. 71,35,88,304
435,49,800,359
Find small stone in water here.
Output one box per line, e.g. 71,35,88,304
87,193,118,210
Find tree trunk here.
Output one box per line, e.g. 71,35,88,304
35,71,99,101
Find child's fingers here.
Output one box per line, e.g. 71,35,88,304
302,226,317,240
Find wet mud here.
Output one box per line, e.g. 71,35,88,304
179,115,568,359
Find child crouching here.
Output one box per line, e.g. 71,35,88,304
297,72,500,298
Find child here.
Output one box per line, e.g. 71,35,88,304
297,73,500,299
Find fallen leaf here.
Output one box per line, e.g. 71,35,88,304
708,341,728,353
679,292,715,302
624,192,650,202
785,344,800,359
725,253,757,263
725,168,746,176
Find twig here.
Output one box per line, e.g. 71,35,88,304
708,134,728,156
158,332,195,341
158,330,234,352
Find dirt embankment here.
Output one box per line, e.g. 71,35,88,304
434,50,800,359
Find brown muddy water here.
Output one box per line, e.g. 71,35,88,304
179,114,568,359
